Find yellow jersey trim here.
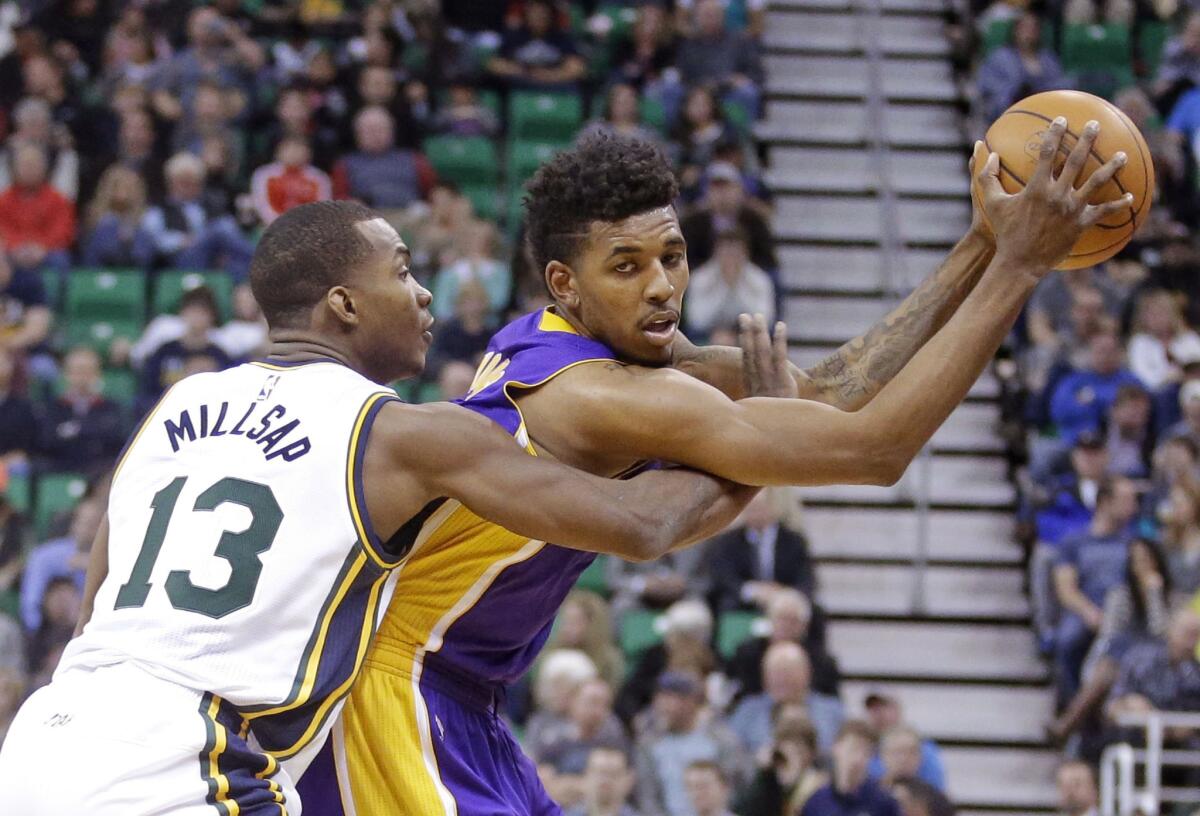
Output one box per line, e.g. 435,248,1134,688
537,307,581,335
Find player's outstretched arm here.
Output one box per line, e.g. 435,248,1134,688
74,513,109,637
363,402,755,562
672,178,995,411
561,120,1130,488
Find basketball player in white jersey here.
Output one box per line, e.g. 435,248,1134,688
0,201,758,815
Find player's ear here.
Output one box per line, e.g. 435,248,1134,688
545,261,579,310
325,285,359,327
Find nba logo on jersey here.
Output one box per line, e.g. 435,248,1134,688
257,374,281,402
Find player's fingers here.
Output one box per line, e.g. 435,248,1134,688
1057,119,1099,191
1075,150,1128,203
772,321,790,388
969,140,987,176
1081,193,1134,226
739,313,760,395
976,150,1005,203
1028,116,1066,189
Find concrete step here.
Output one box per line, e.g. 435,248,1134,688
798,454,1014,508
767,147,968,196
784,293,892,342
841,680,1054,744
758,100,965,150
764,55,958,102
770,0,948,14
785,344,1002,401
780,246,964,295
827,620,1046,681
764,11,950,57
817,562,1029,620
803,506,1021,565
941,747,1059,810
932,402,1003,453
773,196,970,246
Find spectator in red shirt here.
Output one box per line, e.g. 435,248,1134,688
250,137,331,225
0,143,75,277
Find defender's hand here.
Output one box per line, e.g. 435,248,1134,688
740,313,798,399
976,117,1132,273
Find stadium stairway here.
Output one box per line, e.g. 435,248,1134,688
758,0,1059,810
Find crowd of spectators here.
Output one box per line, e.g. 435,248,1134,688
966,0,1200,793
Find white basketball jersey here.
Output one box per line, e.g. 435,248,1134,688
58,359,407,763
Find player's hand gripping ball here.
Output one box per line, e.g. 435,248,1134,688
971,89,1153,270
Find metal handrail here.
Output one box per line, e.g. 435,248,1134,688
1101,710,1200,815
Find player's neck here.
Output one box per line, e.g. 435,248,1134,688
548,303,598,343
263,331,357,371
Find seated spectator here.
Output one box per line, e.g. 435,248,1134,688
352,65,422,150
1054,476,1140,705
708,488,813,614
634,671,749,816
1104,385,1153,479
0,251,52,357
1106,607,1200,721
979,11,1065,121
428,279,495,373
172,81,243,183
253,87,340,173
332,106,435,212
675,0,763,119
436,359,476,401
889,777,954,816
430,82,500,138
671,87,746,195
1155,13,1200,103
0,663,26,746
487,0,587,90
81,164,151,268
18,498,99,634
1054,760,1099,816
404,181,476,276
734,712,826,816
580,84,663,146
1160,479,1200,598
618,600,717,725
135,152,256,279
535,678,631,807
26,575,80,688
681,163,776,275
137,285,233,410
563,746,639,816
801,721,901,816
684,225,774,338
683,761,737,816
0,347,36,467
688,140,770,213
0,143,74,277
730,641,845,755
38,346,125,473
1049,330,1144,446
864,692,945,791
608,539,708,625
675,0,768,39
727,588,840,699
210,283,267,361
0,97,78,200
526,649,600,769
610,2,679,101
1167,381,1200,451
430,221,510,321
1023,284,1112,399
544,591,627,691
1050,538,1171,743
1127,289,1200,392
100,107,166,205
249,137,332,225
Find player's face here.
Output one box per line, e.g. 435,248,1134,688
351,218,433,382
565,207,688,366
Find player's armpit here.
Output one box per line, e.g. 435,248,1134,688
74,514,109,637
366,402,753,561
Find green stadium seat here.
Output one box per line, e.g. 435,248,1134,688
574,556,610,597
64,269,146,324
722,99,752,134
62,318,142,357
34,472,88,538
620,609,663,657
4,471,31,515
508,140,567,184
509,92,583,142
597,4,637,43
152,270,233,321
717,610,761,659
982,19,1014,55
101,368,137,407
640,96,668,134
461,184,499,221
1061,23,1134,98
423,136,501,189
417,382,442,403
1139,21,1170,79
0,588,18,622
39,268,61,310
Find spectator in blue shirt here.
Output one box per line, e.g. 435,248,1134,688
18,498,100,633
977,12,1069,122
862,692,945,791
801,721,901,816
1050,329,1144,446
1053,475,1140,706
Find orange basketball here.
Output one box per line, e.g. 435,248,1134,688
972,90,1153,270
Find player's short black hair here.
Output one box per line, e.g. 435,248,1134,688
522,133,679,275
249,200,378,329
